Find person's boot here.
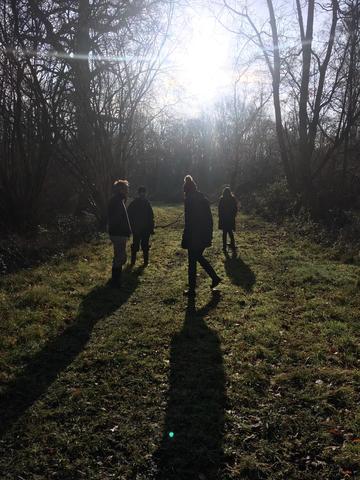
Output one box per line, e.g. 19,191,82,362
143,249,149,266
183,288,196,297
222,238,228,255
130,247,137,267
110,267,122,287
184,275,196,297
211,275,222,290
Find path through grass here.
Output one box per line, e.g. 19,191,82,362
0,205,359,479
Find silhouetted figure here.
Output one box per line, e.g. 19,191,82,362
156,294,225,479
128,186,154,267
181,175,221,297
218,186,238,255
107,179,131,286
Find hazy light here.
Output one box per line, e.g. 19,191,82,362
4,47,144,63
164,7,234,115
169,431,174,438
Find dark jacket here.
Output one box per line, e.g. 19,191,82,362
108,194,131,237
127,197,154,235
218,196,238,231
181,191,213,250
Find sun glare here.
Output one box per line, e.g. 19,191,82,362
166,9,233,114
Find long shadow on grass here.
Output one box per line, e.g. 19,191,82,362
224,254,256,292
156,292,225,479
0,272,139,437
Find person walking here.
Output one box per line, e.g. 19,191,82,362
218,186,238,255
181,175,221,297
128,186,154,267
107,179,131,287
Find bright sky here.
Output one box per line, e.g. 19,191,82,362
156,0,332,118
159,2,271,117
160,5,236,116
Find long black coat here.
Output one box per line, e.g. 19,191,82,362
181,191,213,251
108,194,131,237
127,197,154,235
218,196,238,231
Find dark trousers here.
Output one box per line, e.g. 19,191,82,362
222,229,235,249
188,248,217,291
132,232,150,253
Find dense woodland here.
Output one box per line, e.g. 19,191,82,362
0,0,360,233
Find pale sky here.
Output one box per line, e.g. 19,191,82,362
160,4,236,116
156,1,271,116
155,0,333,117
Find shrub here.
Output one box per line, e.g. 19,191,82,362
241,180,297,221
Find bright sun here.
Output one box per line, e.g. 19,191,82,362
165,8,234,115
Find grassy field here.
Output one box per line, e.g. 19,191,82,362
0,205,359,480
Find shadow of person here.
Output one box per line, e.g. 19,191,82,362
224,255,256,292
0,270,140,438
156,292,225,479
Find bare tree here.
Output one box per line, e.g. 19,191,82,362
23,0,172,226
0,1,65,228
223,0,360,213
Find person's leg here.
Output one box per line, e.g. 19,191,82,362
118,237,127,266
229,230,236,250
197,249,222,288
141,233,150,266
131,234,140,266
222,230,227,252
110,236,127,286
185,249,197,296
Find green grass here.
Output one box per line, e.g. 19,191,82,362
0,205,359,479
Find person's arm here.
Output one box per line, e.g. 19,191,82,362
181,200,189,248
204,199,213,245
208,201,213,232
148,202,155,234
127,200,134,230
122,200,132,237
219,198,225,219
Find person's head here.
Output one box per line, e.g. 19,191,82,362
222,186,233,199
112,179,129,199
138,186,146,198
183,175,197,197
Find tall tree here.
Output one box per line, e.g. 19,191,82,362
25,0,172,225
223,0,360,212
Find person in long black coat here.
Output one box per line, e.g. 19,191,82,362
218,186,238,254
127,186,154,266
181,175,221,297
108,179,131,286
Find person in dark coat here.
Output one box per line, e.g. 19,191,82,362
127,186,154,266
182,175,221,297
218,186,238,255
108,179,131,286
